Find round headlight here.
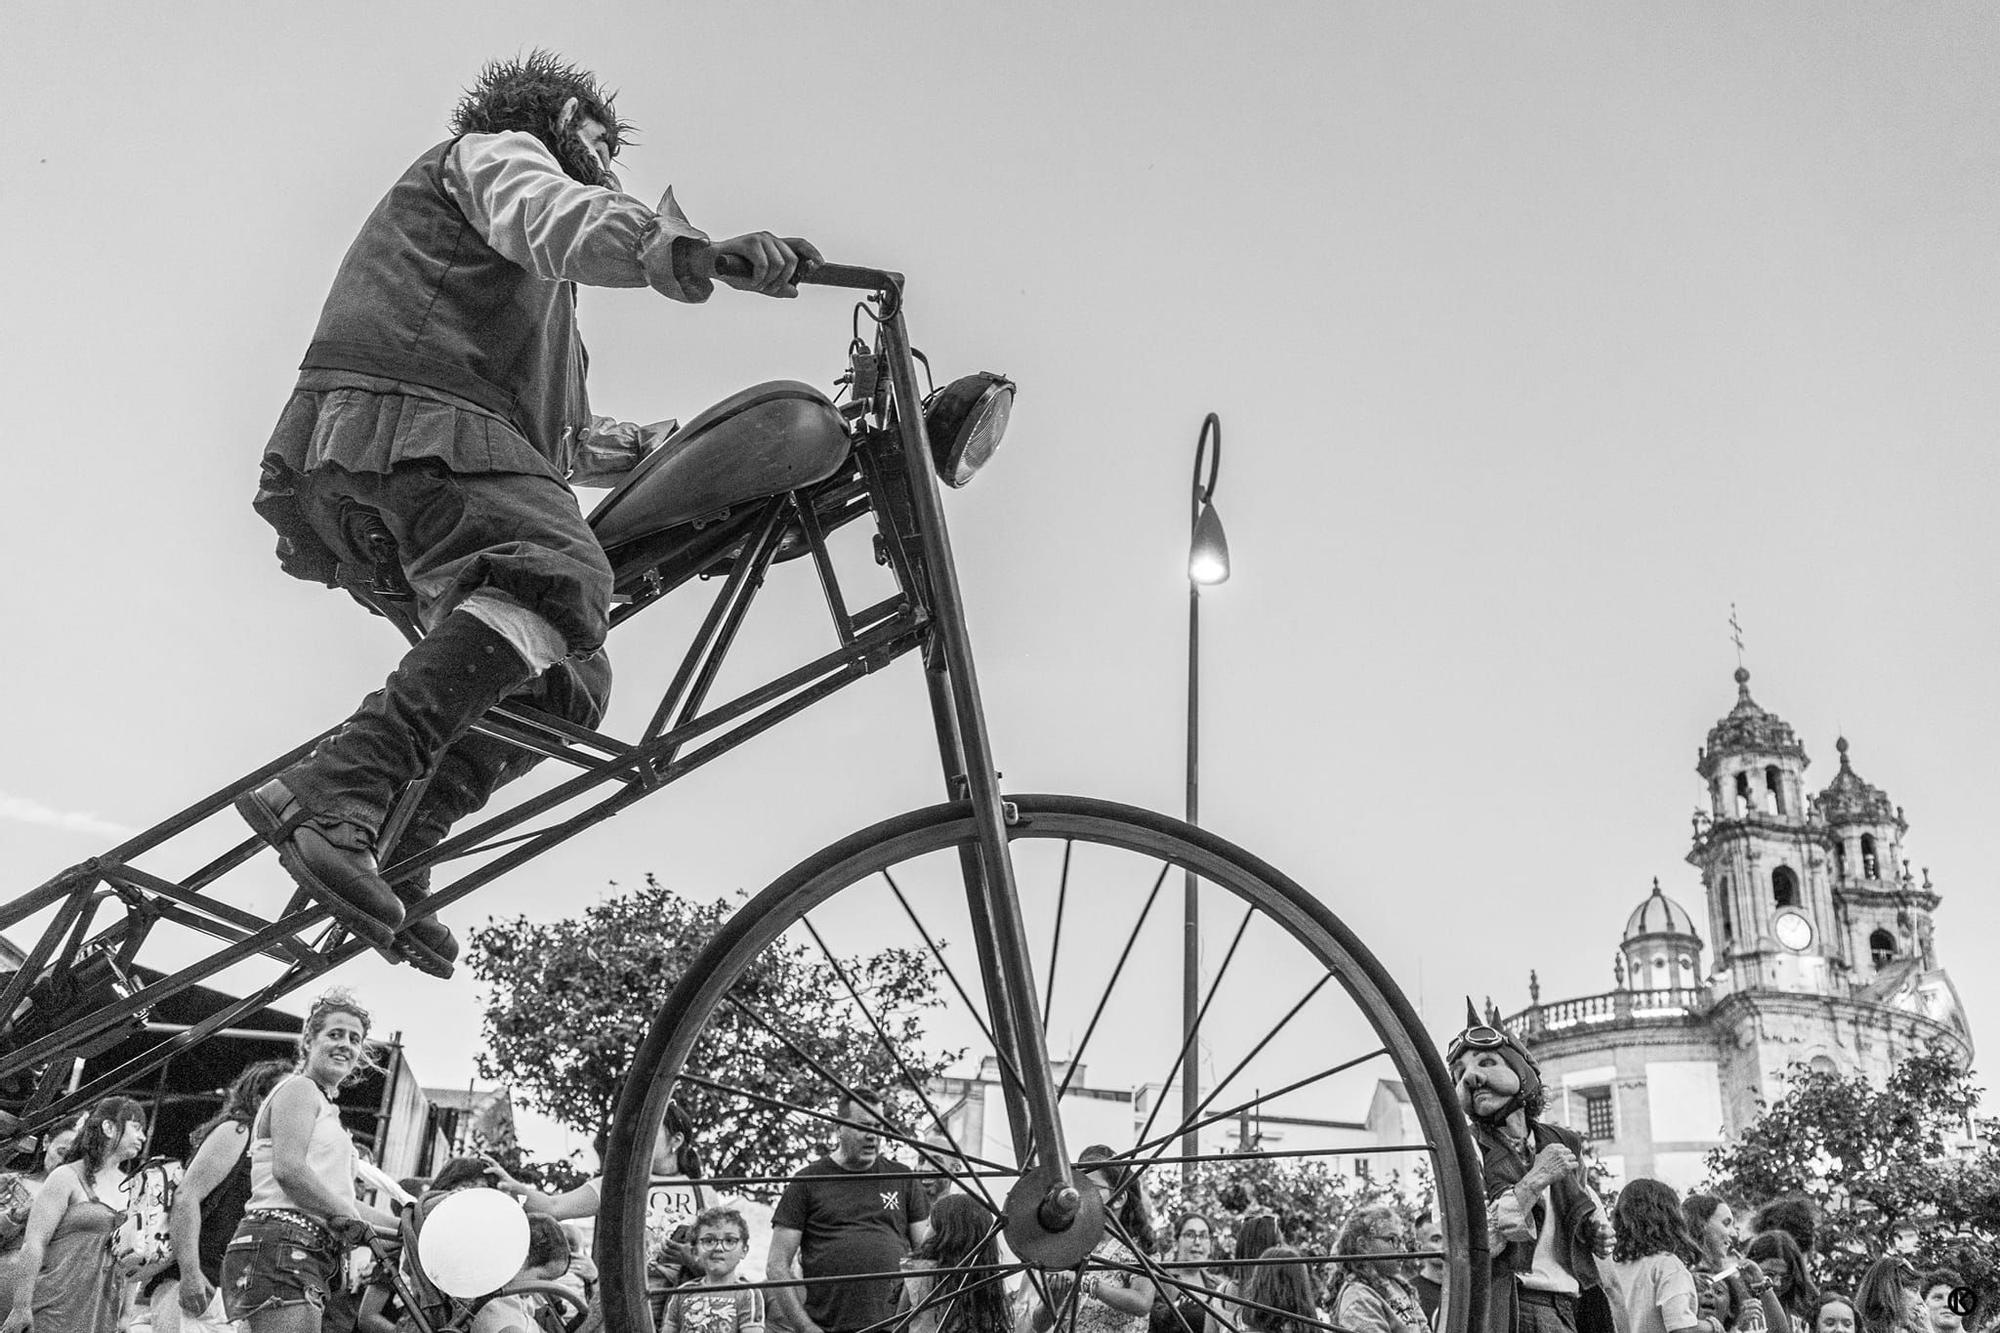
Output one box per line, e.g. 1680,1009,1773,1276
924,373,1015,487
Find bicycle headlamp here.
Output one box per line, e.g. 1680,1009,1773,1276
924,372,1015,487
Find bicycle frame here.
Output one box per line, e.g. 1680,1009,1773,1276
0,263,1082,1223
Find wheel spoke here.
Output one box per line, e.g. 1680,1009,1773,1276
1055,858,1171,1098
881,867,1017,1090
699,1002,1013,1177
1041,839,1074,1025
1132,899,1255,1149
800,914,1002,1212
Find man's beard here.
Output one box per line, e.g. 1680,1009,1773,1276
548,124,611,187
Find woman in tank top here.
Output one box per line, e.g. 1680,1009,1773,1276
221,989,396,1333
2,1095,148,1333
154,1060,292,1333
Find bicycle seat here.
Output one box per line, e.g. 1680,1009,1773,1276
588,381,850,555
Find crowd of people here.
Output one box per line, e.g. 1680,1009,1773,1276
0,993,1985,1333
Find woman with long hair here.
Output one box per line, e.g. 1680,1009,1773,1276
1597,1179,1711,1333
1853,1259,1928,1333
1242,1246,1322,1333
1148,1211,1224,1333
0,1119,83,1314
2,1096,148,1333
1746,1231,1819,1333
1032,1146,1156,1333
900,1192,1009,1333
157,1060,293,1333
1682,1194,1788,1333
220,988,397,1333
1328,1206,1424,1333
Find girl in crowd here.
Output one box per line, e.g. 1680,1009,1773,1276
0,1119,82,1314
1328,1206,1424,1333
1682,1194,1787,1333
161,1060,293,1333
1853,1259,1929,1333
1148,1211,1224,1333
900,1192,1010,1333
1813,1296,1857,1333
1598,1178,1708,1333
1241,1245,1322,1333
1746,1231,1820,1333
3,1097,148,1333
221,988,398,1333
1034,1146,1156,1333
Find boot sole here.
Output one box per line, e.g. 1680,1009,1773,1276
235,790,402,950
385,932,456,980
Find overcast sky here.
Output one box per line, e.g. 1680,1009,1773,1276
4,4,1997,1153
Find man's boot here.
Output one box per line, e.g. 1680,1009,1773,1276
378,651,611,977
377,740,515,978
238,612,539,955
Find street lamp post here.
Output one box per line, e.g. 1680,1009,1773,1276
1184,413,1230,1167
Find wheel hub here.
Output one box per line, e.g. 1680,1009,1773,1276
1002,1163,1105,1269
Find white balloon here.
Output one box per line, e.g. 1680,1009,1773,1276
417,1188,530,1298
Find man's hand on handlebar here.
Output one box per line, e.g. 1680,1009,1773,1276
710,233,822,298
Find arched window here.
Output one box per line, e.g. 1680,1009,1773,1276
1764,765,1786,815
1735,772,1754,816
1861,833,1880,879
1772,866,1800,909
1833,842,1847,878
1869,929,1896,967
1718,886,1734,945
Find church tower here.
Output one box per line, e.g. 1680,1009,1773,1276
1688,667,1838,1000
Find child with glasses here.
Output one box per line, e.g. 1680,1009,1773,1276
661,1207,766,1333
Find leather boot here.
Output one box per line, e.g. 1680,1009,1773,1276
236,778,404,948
380,649,611,977
241,612,538,959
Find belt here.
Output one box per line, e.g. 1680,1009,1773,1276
1517,1289,1578,1308
242,1209,335,1248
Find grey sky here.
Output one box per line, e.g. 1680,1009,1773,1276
4,4,1996,1139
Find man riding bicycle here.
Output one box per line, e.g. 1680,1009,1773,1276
240,50,818,977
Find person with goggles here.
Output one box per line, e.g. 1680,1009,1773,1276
1446,1003,1613,1333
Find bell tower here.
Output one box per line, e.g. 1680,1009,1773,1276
1815,736,1940,983
1687,668,1839,999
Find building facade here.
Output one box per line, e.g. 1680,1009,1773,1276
1503,667,1973,1191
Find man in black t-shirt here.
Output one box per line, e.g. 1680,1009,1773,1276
768,1090,930,1333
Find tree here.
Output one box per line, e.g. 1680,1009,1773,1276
468,875,960,1193
1703,1047,2000,1301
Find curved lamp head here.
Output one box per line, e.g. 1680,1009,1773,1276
1189,503,1231,585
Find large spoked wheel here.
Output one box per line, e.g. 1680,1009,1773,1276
600,796,1485,1333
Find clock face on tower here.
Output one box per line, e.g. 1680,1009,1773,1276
1774,908,1815,952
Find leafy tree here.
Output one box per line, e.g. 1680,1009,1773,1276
468,875,959,1194
1703,1047,2000,1301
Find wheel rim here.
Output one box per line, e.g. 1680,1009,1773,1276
600,795,1486,1333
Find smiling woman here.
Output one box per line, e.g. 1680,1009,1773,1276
219,989,400,1333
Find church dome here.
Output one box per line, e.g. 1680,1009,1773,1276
1624,879,1701,942
1817,737,1898,824
1703,667,1807,762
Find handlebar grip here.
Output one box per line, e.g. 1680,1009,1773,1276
711,250,901,292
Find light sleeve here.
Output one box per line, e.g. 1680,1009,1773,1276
443,131,715,301
566,415,677,486
1488,1190,1537,1244
1657,1258,1699,1330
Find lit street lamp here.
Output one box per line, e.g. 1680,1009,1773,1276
1184,413,1229,1167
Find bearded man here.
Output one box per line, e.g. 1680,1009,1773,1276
240,52,818,977
1446,1004,1612,1333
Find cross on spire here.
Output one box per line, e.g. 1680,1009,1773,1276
1729,604,1745,668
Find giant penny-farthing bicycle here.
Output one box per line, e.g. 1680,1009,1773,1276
4,260,1486,1333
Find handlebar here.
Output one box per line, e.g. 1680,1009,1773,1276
711,250,901,293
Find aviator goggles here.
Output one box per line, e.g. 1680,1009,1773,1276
1446,1025,1510,1061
